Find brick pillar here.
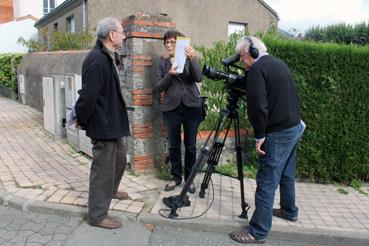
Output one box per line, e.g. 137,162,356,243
120,12,175,171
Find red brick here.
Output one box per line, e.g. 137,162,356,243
122,19,176,28
132,95,152,100
132,55,152,61
126,32,162,39
132,60,152,66
132,66,145,73
134,154,153,161
131,89,152,95
133,132,153,139
131,100,152,106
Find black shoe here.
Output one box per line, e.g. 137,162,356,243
188,183,196,194
272,208,298,222
164,180,180,191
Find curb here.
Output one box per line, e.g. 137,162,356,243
1,189,369,246
0,187,139,221
138,212,369,246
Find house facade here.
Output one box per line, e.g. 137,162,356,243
0,0,66,53
35,0,278,47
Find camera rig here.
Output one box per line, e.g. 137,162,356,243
162,54,251,220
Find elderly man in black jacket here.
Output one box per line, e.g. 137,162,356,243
75,17,130,229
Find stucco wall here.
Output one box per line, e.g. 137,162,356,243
87,0,277,47
38,3,84,43
45,4,84,33
17,50,88,111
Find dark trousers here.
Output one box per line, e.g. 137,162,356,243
87,138,127,224
248,121,305,240
163,104,202,184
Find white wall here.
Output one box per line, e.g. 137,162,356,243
13,0,66,19
0,18,37,53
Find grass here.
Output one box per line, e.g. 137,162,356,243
216,162,257,179
350,179,368,196
337,188,349,195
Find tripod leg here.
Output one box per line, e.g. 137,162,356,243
234,113,249,219
199,140,223,198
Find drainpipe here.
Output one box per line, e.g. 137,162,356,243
83,0,87,31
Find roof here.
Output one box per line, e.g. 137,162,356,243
34,0,83,28
258,0,279,20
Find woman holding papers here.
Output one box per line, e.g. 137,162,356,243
153,30,203,194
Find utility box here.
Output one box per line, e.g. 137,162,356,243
64,74,92,157
42,75,66,138
79,129,92,157
65,74,81,150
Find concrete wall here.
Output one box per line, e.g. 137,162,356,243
88,0,278,47
17,50,88,111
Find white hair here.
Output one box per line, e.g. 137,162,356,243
236,36,267,55
96,17,120,40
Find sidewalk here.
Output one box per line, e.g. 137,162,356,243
1,96,369,242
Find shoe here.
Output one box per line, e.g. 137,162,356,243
229,231,266,244
188,183,196,194
164,180,179,191
112,191,129,200
89,216,122,229
272,208,298,222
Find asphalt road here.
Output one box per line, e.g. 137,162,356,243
0,205,364,246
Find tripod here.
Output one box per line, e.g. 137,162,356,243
162,93,250,219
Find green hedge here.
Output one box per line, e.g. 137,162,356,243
0,53,23,93
197,35,369,183
263,36,369,183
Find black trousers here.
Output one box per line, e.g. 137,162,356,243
163,104,202,184
87,138,127,224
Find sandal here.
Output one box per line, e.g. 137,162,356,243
229,231,266,244
164,180,178,191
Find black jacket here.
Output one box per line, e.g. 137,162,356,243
247,55,301,139
75,40,130,140
153,58,203,112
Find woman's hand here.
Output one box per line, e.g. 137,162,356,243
169,65,178,76
185,45,196,60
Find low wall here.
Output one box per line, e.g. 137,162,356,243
17,50,88,111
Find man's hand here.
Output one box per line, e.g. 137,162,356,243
74,121,80,130
255,139,266,156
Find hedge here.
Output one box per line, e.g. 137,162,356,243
0,53,23,93
197,34,369,183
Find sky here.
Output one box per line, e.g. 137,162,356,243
263,0,369,35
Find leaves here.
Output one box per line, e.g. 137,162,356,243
0,54,23,92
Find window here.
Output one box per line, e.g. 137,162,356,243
66,15,75,33
228,22,247,37
43,0,56,15
53,22,58,31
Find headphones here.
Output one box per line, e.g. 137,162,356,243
247,36,259,59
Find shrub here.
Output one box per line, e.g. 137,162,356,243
0,54,24,92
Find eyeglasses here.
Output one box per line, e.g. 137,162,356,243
165,40,176,45
113,30,125,36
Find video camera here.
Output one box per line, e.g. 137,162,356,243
202,53,247,97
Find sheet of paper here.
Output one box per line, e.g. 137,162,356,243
174,37,191,74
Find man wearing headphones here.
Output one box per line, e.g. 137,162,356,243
229,36,305,244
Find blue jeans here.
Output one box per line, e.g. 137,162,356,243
248,121,305,240
163,103,202,184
